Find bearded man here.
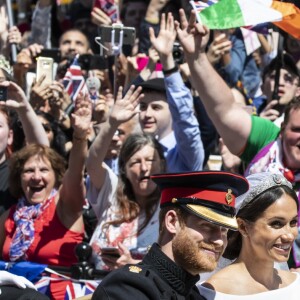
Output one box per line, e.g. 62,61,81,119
91,171,248,299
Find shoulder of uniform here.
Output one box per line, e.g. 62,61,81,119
122,264,151,276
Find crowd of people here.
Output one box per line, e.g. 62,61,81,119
0,0,300,299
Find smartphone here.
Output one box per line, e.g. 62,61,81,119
101,247,120,258
93,0,119,23
98,25,136,46
0,86,7,102
38,48,61,63
78,54,108,70
36,57,54,85
136,57,163,72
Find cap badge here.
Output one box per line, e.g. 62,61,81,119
225,189,233,204
129,266,142,273
172,198,178,203
273,174,283,185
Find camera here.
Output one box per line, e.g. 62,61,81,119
172,42,184,65
38,49,61,63
78,54,108,70
0,86,7,102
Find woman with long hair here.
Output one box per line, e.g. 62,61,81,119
198,172,300,299
86,86,166,270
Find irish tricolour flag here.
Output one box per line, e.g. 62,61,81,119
190,0,300,39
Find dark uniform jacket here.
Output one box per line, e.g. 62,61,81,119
92,243,206,299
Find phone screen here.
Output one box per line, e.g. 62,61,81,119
36,57,54,85
98,25,136,46
101,247,120,257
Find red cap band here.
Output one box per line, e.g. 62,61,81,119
161,187,235,207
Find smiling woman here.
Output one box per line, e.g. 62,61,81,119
87,133,166,271
0,93,92,300
86,85,168,271
198,172,300,299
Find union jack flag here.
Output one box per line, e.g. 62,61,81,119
62,55,88,102
33,272,100,299
64,280,99,300
0,260,100,299
190,0,218,12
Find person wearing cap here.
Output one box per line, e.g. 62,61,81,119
176,8,300,270
135,12,204,173
198,172,300,299
91,170,248,299
258,53,300,126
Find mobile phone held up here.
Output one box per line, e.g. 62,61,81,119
0,86,7,102
78,54,108,70
36,57,54,86
98,25,136,47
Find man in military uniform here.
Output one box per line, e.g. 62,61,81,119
92,171,249,299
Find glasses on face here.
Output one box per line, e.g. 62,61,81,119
42,123,52,133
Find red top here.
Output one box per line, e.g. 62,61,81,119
3,198,84,267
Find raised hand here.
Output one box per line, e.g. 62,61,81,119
141,47,160,78
93,93,109,124
30,75,52,110
91,7,112,26
145,0,171,23
149,13,176,59
259,100,281,121
219,138,242,173
25,43,44,58
0,81,28,110
71,92,92,139
7,26,22,45
0,5,8,37
0,80,49,146
148,47,160,66
48,81,66,111
175,9,209,57
207,32,232,65
109,85,143,125
14,43,44,87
